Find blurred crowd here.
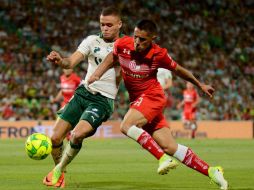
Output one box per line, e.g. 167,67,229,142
0,0,253,121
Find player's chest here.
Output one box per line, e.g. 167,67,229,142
61,78,76,88
90,42,113,64
184,92,195,101
118,54,157,74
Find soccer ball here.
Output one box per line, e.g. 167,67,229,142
25,133,52,160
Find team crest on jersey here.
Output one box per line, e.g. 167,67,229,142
129,60,136,70
94,47,101,53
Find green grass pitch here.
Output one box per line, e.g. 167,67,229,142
0,138,254,190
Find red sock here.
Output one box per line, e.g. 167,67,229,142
191,130,196,139
182,148,209,176
137,131,164,160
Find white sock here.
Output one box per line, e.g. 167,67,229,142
57,142,81,171
126,125,144,140
173,144,188,162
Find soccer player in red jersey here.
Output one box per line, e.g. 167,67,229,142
177,82,200,139
52,68,81,141
89,19,228,190
53,69,81,108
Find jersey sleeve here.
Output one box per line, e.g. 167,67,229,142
77,35,94,56
113,38,120,56
159,49,177,71
113,38,121,62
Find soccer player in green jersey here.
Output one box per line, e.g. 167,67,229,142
43,6,123,187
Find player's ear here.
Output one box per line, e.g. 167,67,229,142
152,35,157,41
118,20,122,29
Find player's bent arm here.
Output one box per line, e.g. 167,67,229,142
173,64,202,89
88,52,116,84
173,64,214,98
60,51,85,69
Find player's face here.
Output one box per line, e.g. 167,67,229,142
134,27,155,52
100,15,122,41
186,82,194,89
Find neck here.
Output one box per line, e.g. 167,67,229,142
103,32,120,43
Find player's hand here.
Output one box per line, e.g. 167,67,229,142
200,84,214,98
47,51,63,65
87,75,100,85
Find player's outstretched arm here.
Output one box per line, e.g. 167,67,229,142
47,51,84,69
88,52,115,84
173,64,214,98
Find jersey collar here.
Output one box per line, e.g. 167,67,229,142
98,32,124,41
144,44,155,59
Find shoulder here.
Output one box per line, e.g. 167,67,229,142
115,36,133,47
153,44,168,58
82,34,99,43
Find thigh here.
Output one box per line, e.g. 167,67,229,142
122,108,148,127
143,113,168,134
59,94,85,128
72,120,96,140
80,103,111,130
130,92,166,123
152,127,178,155
190,111,197,121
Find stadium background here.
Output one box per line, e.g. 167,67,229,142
0,0,254,138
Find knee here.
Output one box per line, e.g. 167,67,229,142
51,134,63,147
120,121,132,135
70,131,84,144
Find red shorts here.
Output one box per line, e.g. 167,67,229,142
130,89,169,134
183,110,196,120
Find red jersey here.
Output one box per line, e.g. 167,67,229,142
183,89,198,113
113,36,177,100
60,73,81,106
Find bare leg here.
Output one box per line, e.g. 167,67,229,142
51,117,72,165
153,127,209,176
58,120,95,171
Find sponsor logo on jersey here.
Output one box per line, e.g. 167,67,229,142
94,47,101,53
107,45,113,52
122,69,149,79
123,48,130,55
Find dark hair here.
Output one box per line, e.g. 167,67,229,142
136,19,157,35
101,6,121,18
